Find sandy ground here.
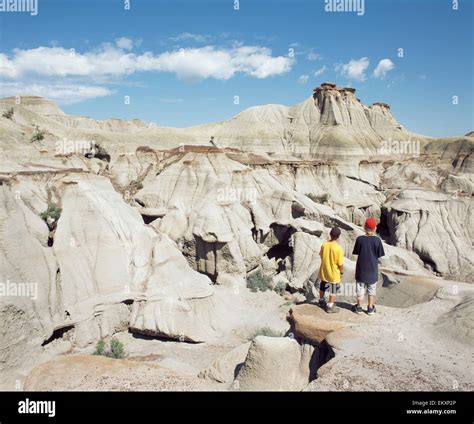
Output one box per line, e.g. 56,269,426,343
304,283,474,391
5,277,473,392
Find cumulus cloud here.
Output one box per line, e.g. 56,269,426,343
335,57,369,82
0,41,293,104
115,37,134,50
151,46,293,80
298,74,309,84
0,82,112,104
313,65,327,77
0,44,294,81
373,59,395,79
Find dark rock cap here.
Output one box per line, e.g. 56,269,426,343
371,102,391,109
320,82,337,88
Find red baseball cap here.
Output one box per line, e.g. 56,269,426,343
365,217,377,230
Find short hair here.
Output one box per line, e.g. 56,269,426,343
330,226,341,239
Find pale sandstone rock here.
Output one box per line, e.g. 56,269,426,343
287,304,355,344
233,336,315,391
198,342,251,383
384,190,474,280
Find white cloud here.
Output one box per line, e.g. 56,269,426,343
169,33,211,43
313,65,327,77
298,74,309,84
373,59,395,79
1,44,294,81
115,37,134,50
306,52,320,61
335,57,369,82
0,53,18,79
0,41,293,104
0,82,112,104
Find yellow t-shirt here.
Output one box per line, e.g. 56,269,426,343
318,240,344,283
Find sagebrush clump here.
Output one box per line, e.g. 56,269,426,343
246,270,273,292
93,338,126,359
40,203,62,223
31,125,45,142
272,280,287,294
2,108,14,120
93,339,107,356
109,338,126,359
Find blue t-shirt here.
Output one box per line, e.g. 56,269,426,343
352,235,385,284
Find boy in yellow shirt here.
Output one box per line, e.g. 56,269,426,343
318,226,344,313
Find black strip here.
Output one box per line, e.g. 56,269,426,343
0,392,472,420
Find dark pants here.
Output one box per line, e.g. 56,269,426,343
319,281,341,295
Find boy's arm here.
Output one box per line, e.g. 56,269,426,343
338,247,344,273
352,237,359,255
377,238,385,258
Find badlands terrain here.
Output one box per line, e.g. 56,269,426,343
0,83,473,391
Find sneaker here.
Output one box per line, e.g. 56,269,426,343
367,305,376,315
325,304,340,314
352,304,363,315
318,298,327,308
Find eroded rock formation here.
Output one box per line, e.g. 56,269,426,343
0,86,472,391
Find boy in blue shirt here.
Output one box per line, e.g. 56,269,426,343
352,218,385,315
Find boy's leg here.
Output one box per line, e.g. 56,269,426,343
319,281,328,307
319,281,327,300
325,284,340,313
352,282,364,314
367,283,377,307
356,281,365,306
327,283,338,306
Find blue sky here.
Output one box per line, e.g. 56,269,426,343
0,0,472,136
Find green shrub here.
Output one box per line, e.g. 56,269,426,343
249,327,285,340
2,108,13,120
246,270,273,293
93,339,107,356
306,192,329,204
92,338,126,359
40,203,62,223
31,125,45,142
108,338,126,359
273,280,287,294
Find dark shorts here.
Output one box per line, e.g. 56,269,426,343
319,281,341,294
